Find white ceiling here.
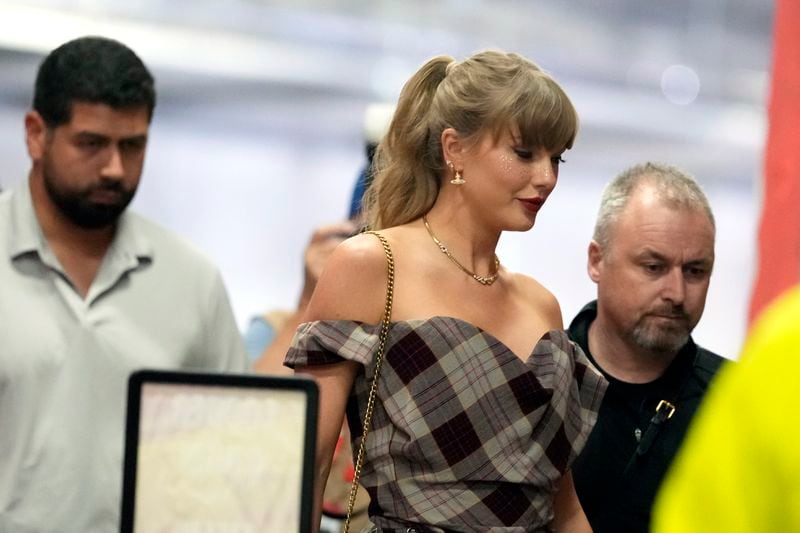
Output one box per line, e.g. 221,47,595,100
0,0,776,357
0,0,774,185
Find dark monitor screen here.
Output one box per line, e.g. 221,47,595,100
121,370,318,533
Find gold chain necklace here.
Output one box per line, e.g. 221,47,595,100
422,215,500,286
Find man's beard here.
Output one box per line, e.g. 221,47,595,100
42,158,136,229
627,305,693,357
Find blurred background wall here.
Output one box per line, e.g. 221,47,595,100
0,0,774,359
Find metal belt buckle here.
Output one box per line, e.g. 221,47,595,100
655,399,676,419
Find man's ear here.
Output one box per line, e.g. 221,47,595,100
25,111,48,161
588,240,604,283
441,127,464,168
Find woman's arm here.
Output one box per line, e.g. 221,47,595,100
292,232,393,532
297,361,359,533
552,470,592,532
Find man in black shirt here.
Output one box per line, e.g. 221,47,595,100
568,162,727,533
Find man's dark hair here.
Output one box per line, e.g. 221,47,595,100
33,36,156,127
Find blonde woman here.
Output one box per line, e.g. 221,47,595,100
287,50,607,532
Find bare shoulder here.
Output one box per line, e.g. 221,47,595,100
303,231,393,324
507,270,564,330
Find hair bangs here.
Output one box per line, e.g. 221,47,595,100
510,75,578,153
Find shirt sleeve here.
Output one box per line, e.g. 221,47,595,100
243,316,276,361
197,269,250,373
284,320,380,371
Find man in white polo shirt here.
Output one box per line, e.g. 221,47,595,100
0,36,248,532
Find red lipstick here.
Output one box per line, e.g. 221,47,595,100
519,197,544,214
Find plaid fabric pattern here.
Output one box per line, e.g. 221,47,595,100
286,317,607,532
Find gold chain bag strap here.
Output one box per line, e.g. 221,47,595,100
343,231,395,533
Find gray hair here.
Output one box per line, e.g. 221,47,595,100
593,162,715,250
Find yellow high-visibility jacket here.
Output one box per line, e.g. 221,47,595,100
653,286,800,532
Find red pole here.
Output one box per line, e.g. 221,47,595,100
748,0,800,325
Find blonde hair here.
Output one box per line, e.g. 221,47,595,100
362,50,579,230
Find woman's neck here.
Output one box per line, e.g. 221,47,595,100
421,202,500,274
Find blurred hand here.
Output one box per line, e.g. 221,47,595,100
300,220,358,305
254,219,358,376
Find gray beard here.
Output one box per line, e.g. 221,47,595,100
628,316,691,358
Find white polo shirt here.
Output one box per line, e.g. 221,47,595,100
0,181,249,532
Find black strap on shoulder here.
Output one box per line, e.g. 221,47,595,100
622,400,676,477
636,400,675,454
621,369,692,478
620,346,724,478
693,348,727,378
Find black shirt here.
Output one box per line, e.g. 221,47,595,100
568,301,726,533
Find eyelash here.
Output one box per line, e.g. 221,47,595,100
514,148,533,160
513,149,566,164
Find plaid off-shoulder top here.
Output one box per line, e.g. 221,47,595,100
285,316,607,532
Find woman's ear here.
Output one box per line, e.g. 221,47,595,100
441,127,464,167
